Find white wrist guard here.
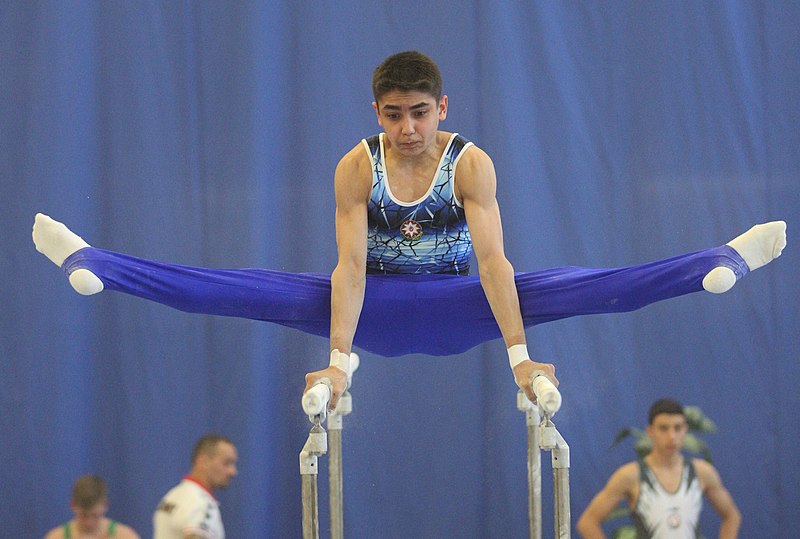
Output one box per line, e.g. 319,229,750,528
329,349,351,377
508,344,530,370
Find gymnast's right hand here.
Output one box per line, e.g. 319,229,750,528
304,366,348,411
513,360,558,404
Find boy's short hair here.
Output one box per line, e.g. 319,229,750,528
71,475,108,509
372,51,443,103
191,433,234,465
648,398,685,424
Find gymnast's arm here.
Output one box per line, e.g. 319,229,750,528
457,146,557,399
694,458,741,539
576,462,639,538
303,145,370,409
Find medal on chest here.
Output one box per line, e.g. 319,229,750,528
666,508,682,528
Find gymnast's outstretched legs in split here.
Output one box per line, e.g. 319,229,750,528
32,213,786,356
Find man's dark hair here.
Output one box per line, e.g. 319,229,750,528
372,51,443,103
648,398,685,424
191,434,234,465
71,475,108,509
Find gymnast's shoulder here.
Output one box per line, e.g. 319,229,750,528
334,142,372,199
605,460,641,493
454,142,497,196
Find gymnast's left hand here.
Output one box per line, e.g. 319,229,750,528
513,360,558,403
304,366,348,411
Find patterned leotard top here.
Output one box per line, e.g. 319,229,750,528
363,132,474,275
632,458,703,538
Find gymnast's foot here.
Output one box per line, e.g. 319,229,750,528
702,221,787,294
32,213,104,295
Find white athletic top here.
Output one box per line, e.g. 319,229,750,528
153,477,225,539
632,459,703,538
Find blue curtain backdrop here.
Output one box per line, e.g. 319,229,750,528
2,1,797,537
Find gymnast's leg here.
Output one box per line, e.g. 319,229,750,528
512,220,786,326
33,213,786,298
32,213,786,357
32,213,332,337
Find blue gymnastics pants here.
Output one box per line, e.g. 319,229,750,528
62,246,748,357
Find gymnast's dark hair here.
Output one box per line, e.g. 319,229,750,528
648,398,685,424
372,51,443,102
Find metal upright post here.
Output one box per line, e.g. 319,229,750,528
327,390,351,539
300,422,328,539
520,373,570,539
300,383,332,539
300,353,358,539
328,353,358,539
518,390,542,539
540,416,570,538
554,462,571,539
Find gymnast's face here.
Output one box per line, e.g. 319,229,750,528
203,441,239,490
646,413,688,455
373,90,448,157
71,501,107,533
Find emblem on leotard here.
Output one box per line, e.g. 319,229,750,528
667,509,681,528
400,219,423,241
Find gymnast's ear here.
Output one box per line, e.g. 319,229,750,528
372,101,383,127
438,95,448,120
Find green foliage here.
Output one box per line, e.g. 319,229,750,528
609,405,717,462
611,525,638,539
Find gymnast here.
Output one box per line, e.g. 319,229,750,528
32,51,786,411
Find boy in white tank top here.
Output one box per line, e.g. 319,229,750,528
577,399,741,538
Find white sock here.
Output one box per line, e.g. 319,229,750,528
727,221,787,271
32,213,104,295
702,221,787,294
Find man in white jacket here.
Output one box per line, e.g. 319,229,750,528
153,435,238,539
